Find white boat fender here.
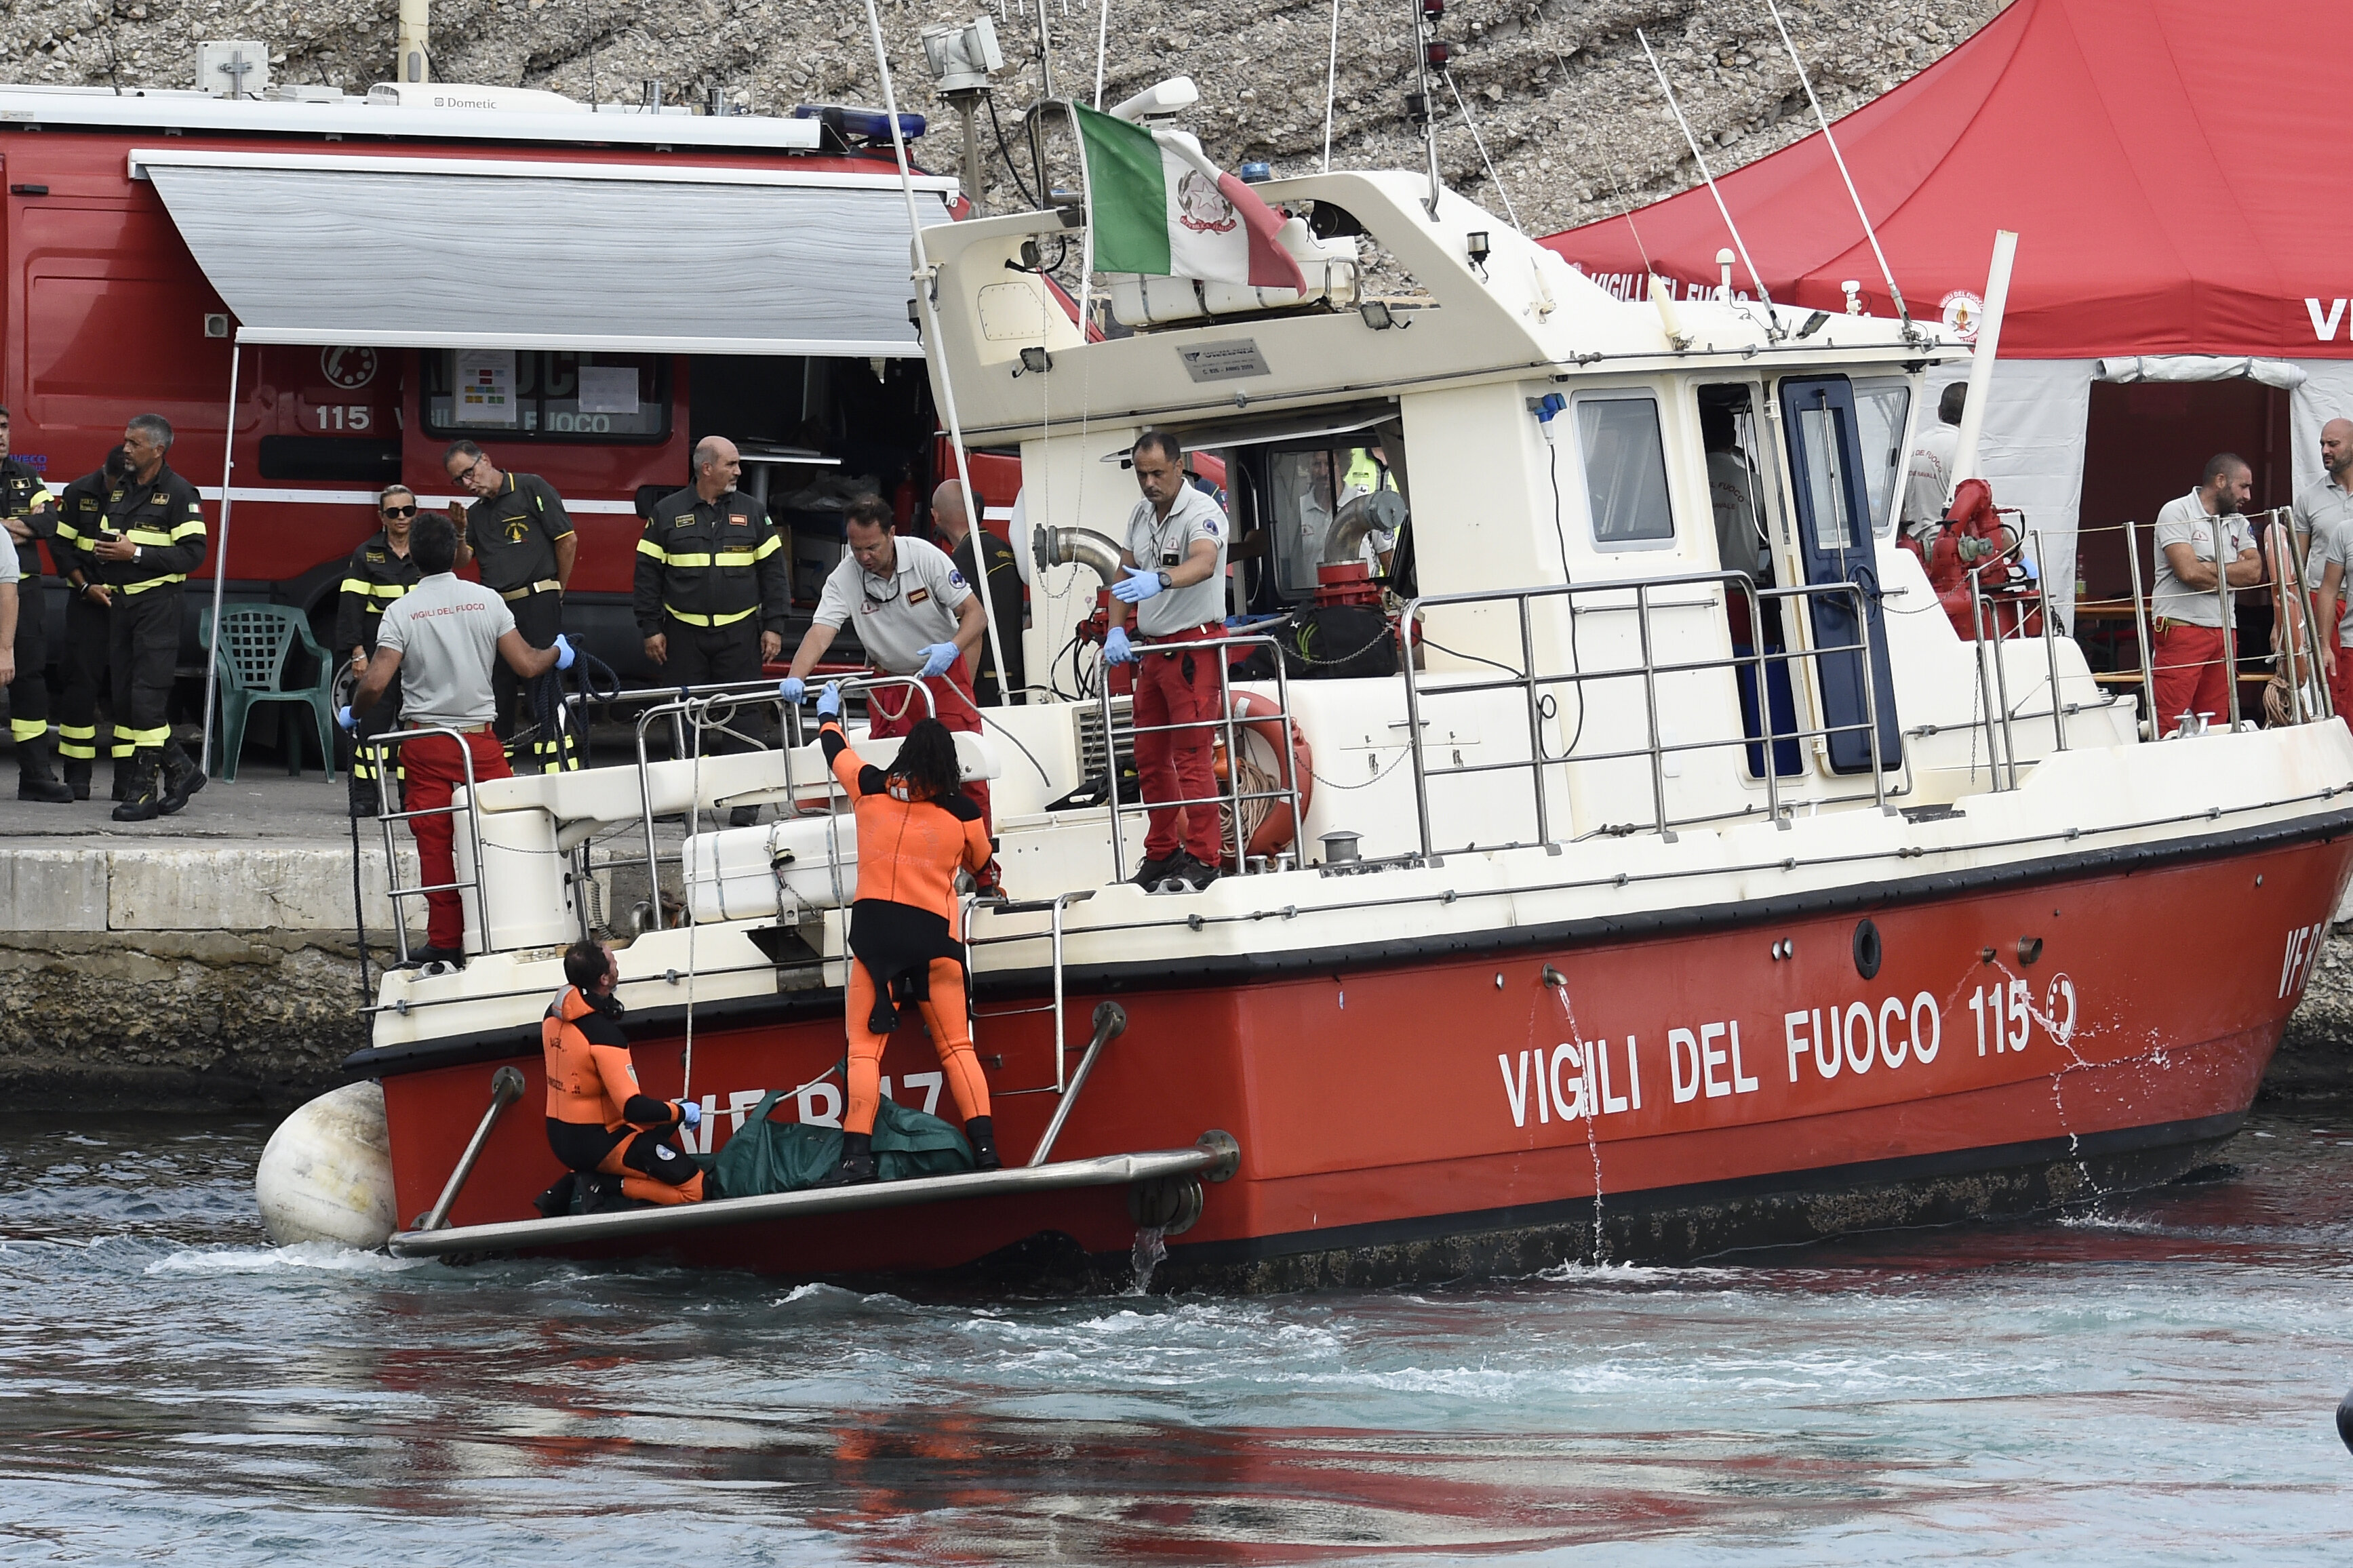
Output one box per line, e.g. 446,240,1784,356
254,1080,399,1250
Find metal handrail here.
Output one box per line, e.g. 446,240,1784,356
359,723,495,967
1396,571,1896,856
1095,632,1305,883
625,675,935,934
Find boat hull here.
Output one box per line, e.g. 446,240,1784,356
365,828,2350,1284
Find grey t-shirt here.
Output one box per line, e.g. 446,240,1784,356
0,531,17,585
1124,483,1228,637
2150,491,2255,628
374,571,515,727
812,534,970,673
2295,477,2353,646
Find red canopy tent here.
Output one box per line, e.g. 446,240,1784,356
1541,0,2353,616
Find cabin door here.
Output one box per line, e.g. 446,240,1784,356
1778,376,1901,774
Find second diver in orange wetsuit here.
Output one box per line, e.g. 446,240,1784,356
811,681,1001,1184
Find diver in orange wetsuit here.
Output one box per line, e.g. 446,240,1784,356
810,680,1002,1184
542,939,707,1205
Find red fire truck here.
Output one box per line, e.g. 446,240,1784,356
0,77,1021,712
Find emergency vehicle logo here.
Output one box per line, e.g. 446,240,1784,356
1176,170,1239,235
1939,290,1983,344
319,347,379,390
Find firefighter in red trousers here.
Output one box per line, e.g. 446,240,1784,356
2148,454,2261,735
542,940,706,1206
806,681,1002,1186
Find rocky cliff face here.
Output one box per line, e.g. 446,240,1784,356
2,0,2003,239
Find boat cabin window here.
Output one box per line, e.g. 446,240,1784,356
1248,441,1404,598
1696,384,1773,576
1574,394,1674,550
1852,377,1912,536
1793,399,1863,553
422,350,670,443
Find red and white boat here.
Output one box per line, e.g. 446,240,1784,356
260,124,2353,1287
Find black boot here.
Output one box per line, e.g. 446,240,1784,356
965,1116,1003,1172
110,757,132,803
62,758,92,801
15,734,74,803
815,1131,876,1187
111,751,161,822
156,740,205,816
349,775,381,818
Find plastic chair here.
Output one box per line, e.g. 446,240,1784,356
200,605,338,782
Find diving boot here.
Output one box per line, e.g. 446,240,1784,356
155,740,205,816
111,751,162,822
15,735,74,803
62,758,92,801
815,1131,876,1187
964,1116,1003,1172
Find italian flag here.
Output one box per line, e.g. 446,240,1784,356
1071,102,1308,292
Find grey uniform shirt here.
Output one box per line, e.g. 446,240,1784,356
0,531,17,585
2294,477,2353,646
2150,491,2255,628
374,571,516,728
812,534,970,672
1123,483,1228,637
1901,420,1959,536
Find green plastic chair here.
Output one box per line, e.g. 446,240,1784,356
200,605,338,782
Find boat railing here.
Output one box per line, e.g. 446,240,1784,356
1397,571,1894,853
355,723,496,972
622,675,934,936
1093,631,1306,883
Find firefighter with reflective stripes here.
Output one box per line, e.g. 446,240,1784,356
81,416,206,822
444,440,577,772
635,436,789,824
0,405,71,803
47,448,127,800
333,485,422,816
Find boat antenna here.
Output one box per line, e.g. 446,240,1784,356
1636,29,1785,341
1445,71,1519,230
858,0,1016,714
1322,0,1343,171
1763,0,1916,340
1408,0,1444,218
1092,0,1111,107
1557,52,1655,281
1034,0,1057,98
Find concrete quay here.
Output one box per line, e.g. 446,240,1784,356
0,763,414,1109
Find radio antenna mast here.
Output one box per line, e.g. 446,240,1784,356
1636,29,1784,340
1408,0,1444,218
1763,0,1915,338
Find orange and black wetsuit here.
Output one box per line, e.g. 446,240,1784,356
822,719,995,1142
542,984,705,1205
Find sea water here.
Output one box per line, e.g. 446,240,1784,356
3,1110,2350,1564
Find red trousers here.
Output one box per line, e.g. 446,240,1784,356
865,660,990,834
2149,622,2230,736
403,728,512,951
1132,623,1225,862
2330,641,2353,733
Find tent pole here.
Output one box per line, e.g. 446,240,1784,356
200,339,241,776
1952,230,2017,485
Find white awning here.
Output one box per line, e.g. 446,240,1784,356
131,148,953,356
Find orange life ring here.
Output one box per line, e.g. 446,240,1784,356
1213,689,1313,861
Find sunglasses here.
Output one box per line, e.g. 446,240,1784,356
381,504,418,519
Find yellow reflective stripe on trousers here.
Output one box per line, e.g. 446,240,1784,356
10,719,47,742
119,725,169,748
665,604,758,627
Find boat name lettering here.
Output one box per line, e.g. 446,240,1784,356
2278,919,2329,1000
1784,994,1943,1083
1496,1037,1642,1130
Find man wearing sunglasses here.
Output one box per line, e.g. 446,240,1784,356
442,441,576,771
334,486,422,816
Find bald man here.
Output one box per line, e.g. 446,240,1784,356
637,437,791,822
932,479,1025,706
2296,417,2353,726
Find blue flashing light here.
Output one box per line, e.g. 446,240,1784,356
792,103,927,140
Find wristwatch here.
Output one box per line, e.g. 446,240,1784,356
1157,570,1173,590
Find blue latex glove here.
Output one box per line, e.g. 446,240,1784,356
1111,564,1166,604
1103,624,1136,666
916,641,959,679
778,675,806,704
336,704,357,731
679,1100,703,1129
816,681,842,719
552,633,576,671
